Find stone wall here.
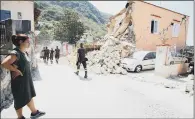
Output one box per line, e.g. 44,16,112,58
0,55,14,112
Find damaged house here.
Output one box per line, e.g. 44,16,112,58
123,1,189,51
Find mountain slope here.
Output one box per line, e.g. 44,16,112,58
48,1,109,24
35,1,111,38
35,1,111,24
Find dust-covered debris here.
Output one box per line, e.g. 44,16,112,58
85,1,137,75
87,36,136,75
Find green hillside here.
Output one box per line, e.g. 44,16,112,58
34,1,111,39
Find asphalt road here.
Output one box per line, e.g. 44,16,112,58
1,61,193,118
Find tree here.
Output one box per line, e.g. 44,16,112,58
54,9,85,44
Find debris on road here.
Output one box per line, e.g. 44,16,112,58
87,37,136,75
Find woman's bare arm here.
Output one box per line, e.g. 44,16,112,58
1,55,18,72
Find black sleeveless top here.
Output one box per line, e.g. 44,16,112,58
10,48,36,110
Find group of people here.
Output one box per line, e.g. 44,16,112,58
40,46,60,64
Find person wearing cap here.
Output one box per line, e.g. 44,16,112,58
1,34,45,119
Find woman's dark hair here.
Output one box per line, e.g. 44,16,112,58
12,34,29,46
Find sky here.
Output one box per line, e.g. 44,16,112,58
90,1,194,46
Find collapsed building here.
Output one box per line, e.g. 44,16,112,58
85,1,138,75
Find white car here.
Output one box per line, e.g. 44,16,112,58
121,51,156,72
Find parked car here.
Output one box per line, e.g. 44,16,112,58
121,51,156,73
169,52,188,65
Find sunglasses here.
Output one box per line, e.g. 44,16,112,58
24,38,30,43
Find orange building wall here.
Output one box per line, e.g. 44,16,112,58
132,1,189,51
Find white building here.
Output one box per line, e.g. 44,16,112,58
1,1,34,31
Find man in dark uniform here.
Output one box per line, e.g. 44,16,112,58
45,47,50,64
50,48,54,64
55,46,60,64
75,43,88,78
40,47,45,59
43,47,47,63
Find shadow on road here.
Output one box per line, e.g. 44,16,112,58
127,69,155,73
78,75,92,81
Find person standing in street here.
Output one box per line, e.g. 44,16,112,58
50,48,54,64
1,34,45,119
55,46,60,64
43,47,47,64
75,43,88,78
40,47,45,60
45,47,50,64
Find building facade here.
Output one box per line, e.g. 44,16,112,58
1,1,34,31
132,1,189,51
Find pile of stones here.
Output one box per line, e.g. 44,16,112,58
87,36,136,75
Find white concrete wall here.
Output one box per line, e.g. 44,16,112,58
155,45,188,78
155,64,189,78
1,1,34,31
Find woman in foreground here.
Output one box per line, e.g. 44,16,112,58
1,34,45,119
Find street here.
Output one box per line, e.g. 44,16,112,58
1,59,193,118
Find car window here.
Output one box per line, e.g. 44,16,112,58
144,53,154,60
152,52,156,58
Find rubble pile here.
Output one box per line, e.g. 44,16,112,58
85,1,137,75
87,36,136,75
68,0,137,75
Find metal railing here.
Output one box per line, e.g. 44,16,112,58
0,19,13,55
0,21,7,48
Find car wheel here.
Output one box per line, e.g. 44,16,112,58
135,65,142,73
170,61,174,65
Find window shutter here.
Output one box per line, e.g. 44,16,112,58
151,20,154,33
154,21,158,33
176,24,180,36
172,23,180,37
172,24,176,37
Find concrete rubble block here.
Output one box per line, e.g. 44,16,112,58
121,69,128,75
185,80,194,93
100,67,106,74
106,68,112,73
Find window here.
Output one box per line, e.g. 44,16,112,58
151,52,156,58
144,53,155,60
151,20,158,34
172,23,180,37
17,12,22,19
